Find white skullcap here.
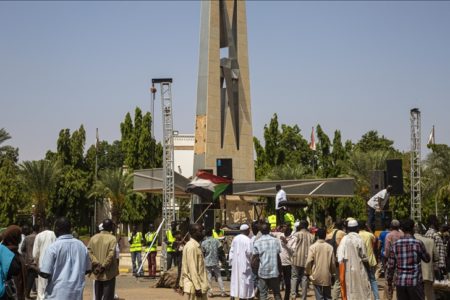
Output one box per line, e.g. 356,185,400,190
347,219,358,228
98,223,104,231
294,221,300,228
240,224,249,231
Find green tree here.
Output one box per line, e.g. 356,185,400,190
0,158,25,226
138,112,156,168
316,125,332,177
49,166,91,226
120,112,134,169
70,125,86,169
0,128,18,164
57,129,71,165
354,130,396,153
20,160,61,226
90,168,139,224
422,144,450,219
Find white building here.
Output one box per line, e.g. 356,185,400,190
173,133,195,179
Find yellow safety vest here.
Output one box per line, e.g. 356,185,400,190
145,232,157,252
268,215,277,230
212,229,224,239
284,213,295,229
129,232,143,252
166,230,176,253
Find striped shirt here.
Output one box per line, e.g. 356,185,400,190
387,235,430,286
253,234,281,279
289,229,315,267
425,228,446,269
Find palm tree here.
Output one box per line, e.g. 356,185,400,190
344,150,393,197
265,164,309,180
90,168,136,224
0,128,14,157
20,160,61,226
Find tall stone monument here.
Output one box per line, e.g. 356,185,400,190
194,0,255,182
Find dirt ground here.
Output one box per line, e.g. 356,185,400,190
82,273,392,300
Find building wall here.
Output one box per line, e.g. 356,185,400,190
174,134,195,179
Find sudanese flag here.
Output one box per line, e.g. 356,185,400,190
186,171,233,201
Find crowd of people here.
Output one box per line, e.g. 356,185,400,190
0,217,119,300
2,213,450,300
176,214,450,300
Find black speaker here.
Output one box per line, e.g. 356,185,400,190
193,204,216,229
386,159,404,196
369,170,385,196
216,158,233,195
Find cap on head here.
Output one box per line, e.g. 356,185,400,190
347,219,358,228
390,219,400,227
240,224,249,231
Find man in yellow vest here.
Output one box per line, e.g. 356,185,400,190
128,225,144,276
212,222,225,240
268,214,277,230
284,209,295,230
164,221,177,270
145,223,158,278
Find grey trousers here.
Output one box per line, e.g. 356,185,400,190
331,277,341,300
94,277,116,300
291,266,308,300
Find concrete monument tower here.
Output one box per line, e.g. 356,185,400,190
194,0,255,182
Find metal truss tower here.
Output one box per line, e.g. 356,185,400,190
152,78,176,271
410,108,422,221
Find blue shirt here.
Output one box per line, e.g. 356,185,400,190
40,234,91,300
379,230,389,258
253,234,281,279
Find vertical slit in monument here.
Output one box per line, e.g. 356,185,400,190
220,74,227,149
219,0,241,150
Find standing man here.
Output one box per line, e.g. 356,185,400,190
39,217,91,299
212,222,225,240
367,185,392,231
289,220,314,300
358,221,380,300
201,228,226,297
253,223,282,300
165,221,178,270
305,228,336,300
273,224,294,300
383,219,404,300
336,219,371,300
88,219,118,300
387,219,430,300
229,224,254,300
325,220,346,300
425,215,447,279
275,184,287,226
32,227,56,300
145,223,158,278
180,223,208,300
128,225,144,276
284,209,295,230
21,224,39,299
415,223,439,300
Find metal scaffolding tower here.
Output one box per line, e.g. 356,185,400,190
152,78,176,271
410,108,422,221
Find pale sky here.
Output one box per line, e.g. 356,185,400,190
1,1,449,162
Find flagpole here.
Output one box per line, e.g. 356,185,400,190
94,128,99,235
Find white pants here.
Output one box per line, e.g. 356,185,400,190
36,276,48,300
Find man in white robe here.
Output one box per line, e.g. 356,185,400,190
336,219,371,300
32,229,56,300
229,224,254,300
